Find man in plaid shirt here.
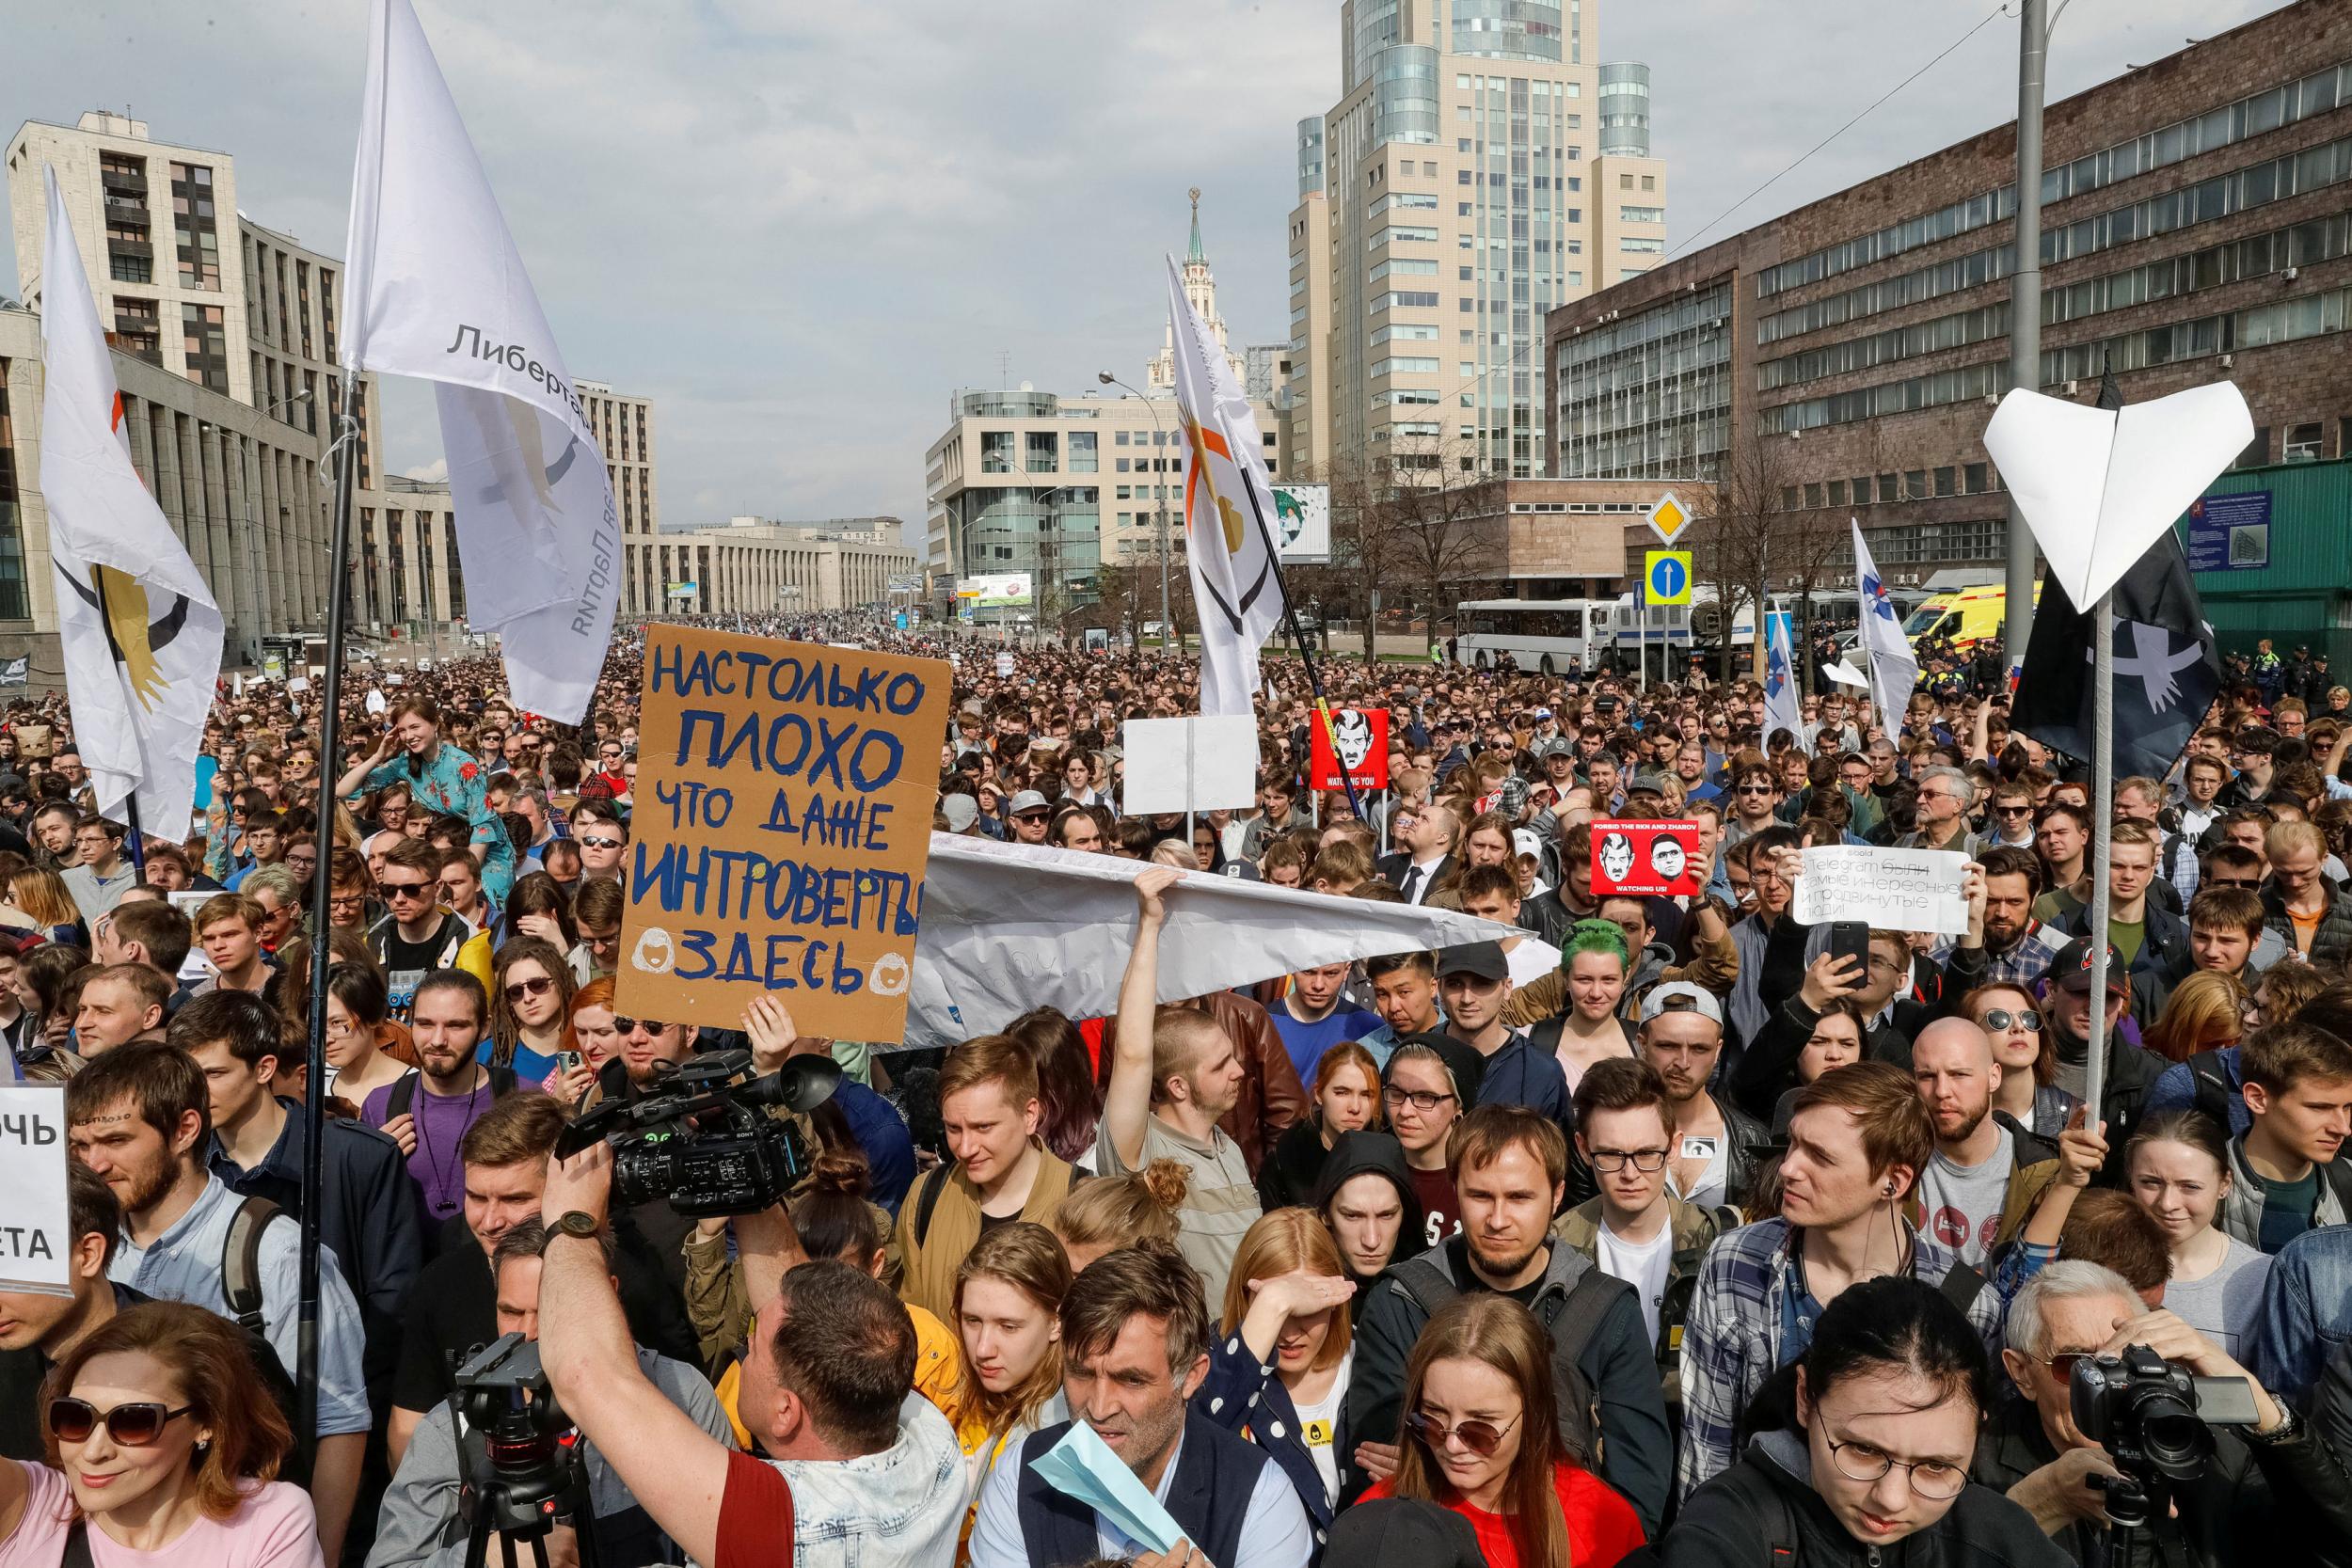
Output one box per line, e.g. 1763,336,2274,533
1676,1061,2004,1500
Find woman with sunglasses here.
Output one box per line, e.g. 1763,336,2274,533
1665,1275,2066,1566
1364,1294,1643,1568
1,1300,321,1566
1962,983,2079,1140
485,936,576,1083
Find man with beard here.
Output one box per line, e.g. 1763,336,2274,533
65,1041,373,1561
1944,845,2069,991
1637,986,1765,1214
359,971,517,1230
1346,1103,1671,1531
1909,1017,2062,1268
1103,865,1263,1301
969,1242,1312,1568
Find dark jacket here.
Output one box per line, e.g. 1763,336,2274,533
1670,1428,2070,1568
1376,850,1459,902
1014,1411,1266,1568
2050,1023,2165,1181
1468,1029,1572,1130
2057,897,2193,1015
1311,1131,1426,1288
1256,1117,1333,1212
206,1100,423,1387
1194,1333,1343,1528
2296,1338,2352,1564
2261,879,2352,969
1347,1231,1673,1534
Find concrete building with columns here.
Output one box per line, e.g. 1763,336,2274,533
654,517,914,618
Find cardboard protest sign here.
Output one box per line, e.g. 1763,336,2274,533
1309,706,1390,792
619,626,953,1039
1121,716,1259,816
1794,846,1970,935
0,1086,72,1295
1590,820,1701,897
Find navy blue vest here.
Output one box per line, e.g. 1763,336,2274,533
1014,1410,1263,1568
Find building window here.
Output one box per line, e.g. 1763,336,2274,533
2285,421,2324,461
1069,431,1097,473
1964,462,1989,493
169,162,221,290
181,306,230,393
0,374,28,618
1933,466,1957,496
109,298,162,365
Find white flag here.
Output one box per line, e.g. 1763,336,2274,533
1165,257,1283,717
1762,609,1804,748
342,0,618,721
36,166,223,836
904,834,1515,1049
1851,519,1917,741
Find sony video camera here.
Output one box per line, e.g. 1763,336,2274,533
552,1049,841,1218
2068,1344,2259,1525
451,1333,588,1551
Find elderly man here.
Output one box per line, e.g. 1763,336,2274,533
1902,765,1982,856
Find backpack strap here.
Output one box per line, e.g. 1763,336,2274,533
1544,1262,1633,1368
1935,1261,1987,1320
2187,1049,2233,1130
221,1195,283,1334
387,1071,416,1122
60,1519,92,1568
912,1162,957,1249
1385,1255,1460,1320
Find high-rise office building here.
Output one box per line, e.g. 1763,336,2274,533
1284,2,1665,484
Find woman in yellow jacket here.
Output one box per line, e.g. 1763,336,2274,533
939,1223,1071,1561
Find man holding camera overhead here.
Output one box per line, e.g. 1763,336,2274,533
1971,1260,2334,1566
369,1214,734,1568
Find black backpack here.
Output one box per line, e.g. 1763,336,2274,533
382,1064,519,1122
1385,1253,1629,1468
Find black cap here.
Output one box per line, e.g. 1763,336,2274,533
2049,935,2130,996
1436,941,1509,983
1324,1499,1485,1568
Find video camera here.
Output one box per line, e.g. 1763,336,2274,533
2069,1345,2259,1528
451,1333,590,1563
551,1049,841,1218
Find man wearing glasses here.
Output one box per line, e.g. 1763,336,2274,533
366,838,472,1023
1720,764,1782,851
1901,766,1981,857
2219,724,2280,809
1983,781,2038,849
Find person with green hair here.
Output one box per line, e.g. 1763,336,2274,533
1547,918,1638,1089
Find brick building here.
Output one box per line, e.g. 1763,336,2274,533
1546,0,2352,594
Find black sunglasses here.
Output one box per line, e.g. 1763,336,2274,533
47,1397,194,1447
613,1017,669,1036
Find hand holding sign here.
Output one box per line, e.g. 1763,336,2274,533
1792,846,1970,935
1590,820,1700,897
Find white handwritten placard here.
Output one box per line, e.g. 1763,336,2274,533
1793,846,1970,935
0,1085,72,1295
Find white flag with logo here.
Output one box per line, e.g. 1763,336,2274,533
36,166,223,836
1165,257,1284,717
342,0,619,721
1851,519,1917,740
1762,609,1804,747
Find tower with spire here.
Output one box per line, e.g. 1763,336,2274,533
1149,187,1247,393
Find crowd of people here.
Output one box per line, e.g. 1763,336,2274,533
0,615,2348,1568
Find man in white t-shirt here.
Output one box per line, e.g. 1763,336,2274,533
1554,1054,1730,1422
1910,1016,2061,1268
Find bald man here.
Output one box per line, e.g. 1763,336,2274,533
1910,1017,2064,1266
1378,801,1460,904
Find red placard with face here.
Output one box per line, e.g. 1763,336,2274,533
1310,706,1391,792
1590,819,1702,897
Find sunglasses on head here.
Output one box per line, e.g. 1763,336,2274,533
504,975,556,1002
1407,1408,1521,1458
47,1397,193,1448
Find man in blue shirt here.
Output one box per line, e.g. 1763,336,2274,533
1268,961,1380,1087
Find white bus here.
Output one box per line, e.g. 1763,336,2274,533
1452,598,1619,673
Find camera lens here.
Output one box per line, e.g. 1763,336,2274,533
2134,1391,2213,1479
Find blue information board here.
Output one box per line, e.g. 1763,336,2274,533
2185,491,2272,573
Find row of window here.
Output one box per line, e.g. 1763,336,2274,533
1781,466,1997,510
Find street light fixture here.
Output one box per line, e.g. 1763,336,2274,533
1100,371,1173,649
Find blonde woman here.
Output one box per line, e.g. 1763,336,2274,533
1199,1210,1358,1527
1048,1159,1186,1273
7,867,87,946
947,1224,1071,1560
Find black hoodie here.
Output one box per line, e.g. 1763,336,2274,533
1311,1131,1426,1287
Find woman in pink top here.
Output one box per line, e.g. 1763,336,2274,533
0,1302,322,1568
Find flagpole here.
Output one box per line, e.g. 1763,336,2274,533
294,367,363,1449
1235,477,1367,823
2083,592,2114,1122
87,571,148,876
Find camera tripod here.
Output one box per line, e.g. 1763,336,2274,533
459,1448,602,1568
2088,1471,2193,1568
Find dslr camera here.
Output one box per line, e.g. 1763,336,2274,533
2068,1345,2259,1524
553,1049,842,1217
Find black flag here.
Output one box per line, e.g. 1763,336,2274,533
2010,365,2221,775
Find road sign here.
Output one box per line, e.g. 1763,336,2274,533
1645,550,1692,606
1647,492,1692,546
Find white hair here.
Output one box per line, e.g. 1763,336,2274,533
2004,1259,2139,1361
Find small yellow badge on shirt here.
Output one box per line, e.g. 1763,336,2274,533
1302,1418,1334,1449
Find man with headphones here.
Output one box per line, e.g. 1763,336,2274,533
1674,1060,2006,1503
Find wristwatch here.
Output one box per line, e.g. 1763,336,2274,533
552,1210,602,1240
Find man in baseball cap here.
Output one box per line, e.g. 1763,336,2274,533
1435,942,1568,1128
1635,979,1763,1214
1005,789,1054,845
2044,934,2162,1165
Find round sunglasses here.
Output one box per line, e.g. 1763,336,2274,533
1407,1408,1522,1458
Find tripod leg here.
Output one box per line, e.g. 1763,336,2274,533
464,1524,493,1568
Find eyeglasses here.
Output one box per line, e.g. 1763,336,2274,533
1977,1007,2042,1032
614,1017,668,1036
1994,804,2033,816
1588,1148,1670,1173
46,1398,195,1448
1407,1409,1521,1458
1737,784,1774,796
579,835,623,850
380,880,434,901
1822,1435,1967,1498
1382,1085,1458,1114
504,975,556,1003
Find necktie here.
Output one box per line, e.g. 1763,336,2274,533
1401,865,1423,902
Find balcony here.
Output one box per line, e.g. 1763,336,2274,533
101,166,146,197
107,236,151,259
104,198,150,227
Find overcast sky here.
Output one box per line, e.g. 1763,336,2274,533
1,0,2298,545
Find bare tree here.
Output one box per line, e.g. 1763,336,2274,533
1343,435,1511,658
1691,427,1804,683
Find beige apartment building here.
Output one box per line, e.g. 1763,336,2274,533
1282,2,1666,488
654,517,914,617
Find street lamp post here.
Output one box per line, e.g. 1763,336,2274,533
1100,372,1172,650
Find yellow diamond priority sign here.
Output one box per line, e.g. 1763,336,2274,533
1647,491,1691,546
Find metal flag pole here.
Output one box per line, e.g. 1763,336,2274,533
294,367,364,1451
1234,477,1367,823
2082,592,2114,1121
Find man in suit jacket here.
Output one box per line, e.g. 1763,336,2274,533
967,1244,1314,1568
1378,800,1460,905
